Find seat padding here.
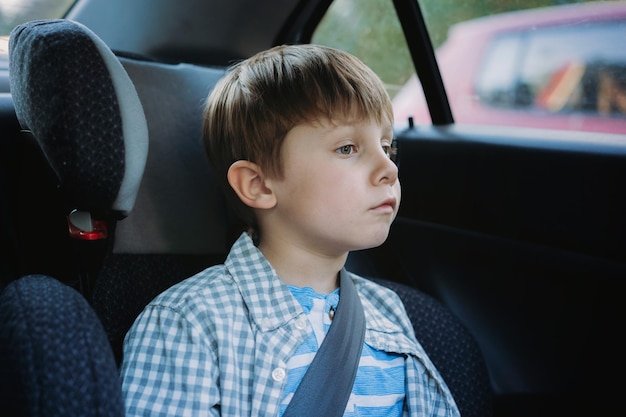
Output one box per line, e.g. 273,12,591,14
9,19,147,217
114,58,230,253
0,275,124,417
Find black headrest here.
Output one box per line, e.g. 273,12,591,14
9,19,148,218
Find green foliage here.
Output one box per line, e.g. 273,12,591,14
313,0,414,96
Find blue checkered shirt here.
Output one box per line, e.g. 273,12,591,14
120,232,460,417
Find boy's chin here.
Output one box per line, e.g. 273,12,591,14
351,231,391,252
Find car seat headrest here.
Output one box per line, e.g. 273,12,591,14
8,19,148,218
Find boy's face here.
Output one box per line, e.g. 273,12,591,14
263,117,400,256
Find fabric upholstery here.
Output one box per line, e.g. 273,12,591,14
93,253,219,363
113,58,228,254
9,19,147,217
0,275,124,417
89,59,231,363
373,278,493,417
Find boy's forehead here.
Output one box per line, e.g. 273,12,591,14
293,117,393,138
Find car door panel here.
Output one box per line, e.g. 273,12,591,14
386,123,626,414
346,119,625,416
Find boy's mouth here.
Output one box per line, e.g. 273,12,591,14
370,197,397,213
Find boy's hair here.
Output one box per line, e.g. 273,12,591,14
202,44,394,229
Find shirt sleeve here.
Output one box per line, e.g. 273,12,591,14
120,304,220,417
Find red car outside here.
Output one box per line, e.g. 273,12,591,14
393,1,626,134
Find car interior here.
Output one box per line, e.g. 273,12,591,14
1,1,625,416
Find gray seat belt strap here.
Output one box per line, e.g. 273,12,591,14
282,268,366,417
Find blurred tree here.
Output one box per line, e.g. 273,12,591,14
313,0,413,96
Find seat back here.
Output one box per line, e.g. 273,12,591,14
92,57,231,361
8,19,149,301
8,18,232,362
370,278,493,417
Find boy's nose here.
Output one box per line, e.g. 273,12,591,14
372,149,398,185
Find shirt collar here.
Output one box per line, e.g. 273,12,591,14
224,232,413,349
224,232,304,331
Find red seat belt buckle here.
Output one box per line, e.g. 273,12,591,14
67,209,108,240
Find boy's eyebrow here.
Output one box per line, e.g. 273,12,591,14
381,124,394,139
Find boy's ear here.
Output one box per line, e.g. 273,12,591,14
227,160,276,209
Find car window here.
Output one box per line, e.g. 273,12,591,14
0,0,75,66
314,0,626,135
311,0,414,102
0,0,74,34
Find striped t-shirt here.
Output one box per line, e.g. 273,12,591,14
281,285,406,416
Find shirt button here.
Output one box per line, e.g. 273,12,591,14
294,317,307,330
272,367,286,382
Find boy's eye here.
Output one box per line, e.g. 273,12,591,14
337,145,356,155
383,139,398,161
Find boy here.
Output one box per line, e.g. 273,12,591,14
120,44,460,416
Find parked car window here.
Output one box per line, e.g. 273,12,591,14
477,20,626,117
475,33,525,108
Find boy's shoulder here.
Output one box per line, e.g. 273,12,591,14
350,272,403,304
349,272,415,333
148,263,236,310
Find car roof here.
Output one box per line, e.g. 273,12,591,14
66,0,324,66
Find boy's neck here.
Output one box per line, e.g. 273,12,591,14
257,234,346,294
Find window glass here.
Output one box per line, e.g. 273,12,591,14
521,22,626,116
0,0,74,34
475,34,524,108
311,0,413,101
477,21,626,117
0,0,75,66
